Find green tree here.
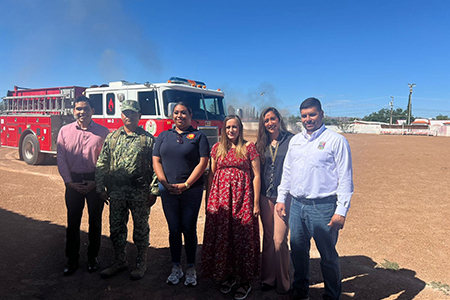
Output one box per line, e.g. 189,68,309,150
435,114,449,120
285,115,302,132
287,115,301,125
323,116,339,126
363,108,410,123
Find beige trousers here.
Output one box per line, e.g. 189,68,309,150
260,194,291,293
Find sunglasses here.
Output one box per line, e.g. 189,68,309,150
177,133,183,144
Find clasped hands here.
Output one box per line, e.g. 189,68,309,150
165,183,188,195
67,180,96,194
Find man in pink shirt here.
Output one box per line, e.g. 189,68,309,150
57,95,110,276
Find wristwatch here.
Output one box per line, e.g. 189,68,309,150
184,182,190,189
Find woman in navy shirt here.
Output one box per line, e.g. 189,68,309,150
153,102,209,287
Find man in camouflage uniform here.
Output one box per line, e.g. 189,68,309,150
96,100,158,280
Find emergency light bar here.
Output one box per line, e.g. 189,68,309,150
168,77,206,89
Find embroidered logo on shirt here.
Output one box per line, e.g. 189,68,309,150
187,133,195,140
318,141,326,150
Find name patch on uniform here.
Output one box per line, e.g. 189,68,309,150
318,141,326,150
187,133,195,140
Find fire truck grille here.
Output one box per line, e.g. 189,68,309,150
197,126,219,149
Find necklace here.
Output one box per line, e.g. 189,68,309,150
266,140,279,196
269,140,279,165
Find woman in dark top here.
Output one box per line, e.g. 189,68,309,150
153,102,209,287
256,107,294,294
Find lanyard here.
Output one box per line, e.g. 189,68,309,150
266,141,279,196
269,141,279,166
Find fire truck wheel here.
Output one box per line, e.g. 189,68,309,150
22,134,45,165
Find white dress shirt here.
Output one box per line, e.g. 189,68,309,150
276,124,354,217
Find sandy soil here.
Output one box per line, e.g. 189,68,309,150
0,133,449,300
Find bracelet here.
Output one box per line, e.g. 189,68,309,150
184,182,190,189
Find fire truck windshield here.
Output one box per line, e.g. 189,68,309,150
163,90,226,120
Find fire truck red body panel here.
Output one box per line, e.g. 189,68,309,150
1,78,226,165
9,86,86,98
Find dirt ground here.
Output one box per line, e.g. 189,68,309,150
0,133,449,300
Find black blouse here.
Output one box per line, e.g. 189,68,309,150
260,131,294,198
153,126,210,188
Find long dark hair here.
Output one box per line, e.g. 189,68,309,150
256,107,289,164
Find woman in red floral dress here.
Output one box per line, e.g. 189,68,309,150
202,115,261,300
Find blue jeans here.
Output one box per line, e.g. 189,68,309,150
289,197,341,300
159,183,203,265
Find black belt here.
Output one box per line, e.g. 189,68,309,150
293,195,337,205
71,172,95,182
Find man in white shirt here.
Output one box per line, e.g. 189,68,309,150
276,97,353,300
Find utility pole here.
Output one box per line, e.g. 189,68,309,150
407,83,416,125
389,96,394,125
260,92,265,112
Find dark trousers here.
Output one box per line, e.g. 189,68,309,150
65,185,104,263
159,183,203,265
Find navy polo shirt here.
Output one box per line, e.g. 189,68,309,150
153,126,210,188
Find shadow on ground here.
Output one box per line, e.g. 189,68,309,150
0,208,426,300
309,256,426,299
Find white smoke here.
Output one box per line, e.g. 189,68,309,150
1,0,162,87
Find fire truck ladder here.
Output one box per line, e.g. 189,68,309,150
2,94,73,115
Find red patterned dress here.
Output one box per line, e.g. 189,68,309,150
201,142,260,282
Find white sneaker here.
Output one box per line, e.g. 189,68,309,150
166,265,183,285
184,267,197,287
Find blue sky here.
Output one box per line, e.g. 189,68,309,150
1,0,449,119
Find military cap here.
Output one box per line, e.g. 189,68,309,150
121,100,141,112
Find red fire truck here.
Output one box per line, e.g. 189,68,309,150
0,77,226,165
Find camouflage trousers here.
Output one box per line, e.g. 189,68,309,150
109,194,150,254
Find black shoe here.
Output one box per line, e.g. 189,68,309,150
276,288,291,295
261,283,275,292
87,258,100,273
290,288,309,300
63,262,78,276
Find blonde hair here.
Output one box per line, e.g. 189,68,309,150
216,115,247,159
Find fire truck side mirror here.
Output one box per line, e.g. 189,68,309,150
168,102,177,118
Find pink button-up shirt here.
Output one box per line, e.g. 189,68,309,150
57,120,110,183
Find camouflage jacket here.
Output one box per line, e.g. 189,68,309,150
96,126,159,198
